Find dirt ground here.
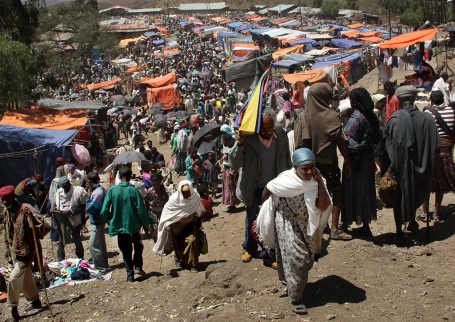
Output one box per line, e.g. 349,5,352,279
2,57,455,322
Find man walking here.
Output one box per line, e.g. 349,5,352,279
1,186,44,321
85,172,109,273
101,166,153,282
229,109,292,267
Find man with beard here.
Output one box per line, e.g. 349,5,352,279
1,186,45,321
229,109,292,267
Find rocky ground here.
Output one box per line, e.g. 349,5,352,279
2,56,455,322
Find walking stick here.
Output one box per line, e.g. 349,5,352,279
27,213,54,319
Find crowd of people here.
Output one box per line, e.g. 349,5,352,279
2,13,455,321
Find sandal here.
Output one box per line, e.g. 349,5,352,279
291,303,308,315
330,230,352,241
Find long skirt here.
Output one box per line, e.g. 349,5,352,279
431,151,455,193
342,152,377,225
174,151,187,175
171,220,200,267
275,194,314,305
222,168,239,206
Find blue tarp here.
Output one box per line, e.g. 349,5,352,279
272,60,299,68
329,24,351,31
227,21,243,29
312,52,365,83
288,38,320,47
144,31,159,37
236,24,254,32
217,31,241,47
249,28,272,35
0,125,78,186
330,39,363,49
153,39,165,46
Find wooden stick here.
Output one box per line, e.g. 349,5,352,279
27,214,54,319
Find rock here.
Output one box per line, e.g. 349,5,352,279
424,277,435,284
326,314,337,320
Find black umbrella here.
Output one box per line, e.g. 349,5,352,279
194,123,222,148
154,118,168,129
175,110,189,118
152,102,165,109
112,151,146,165
166,112,176,118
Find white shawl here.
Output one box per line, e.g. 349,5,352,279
257,169,325,249
153,180,205,256
176,129,188,152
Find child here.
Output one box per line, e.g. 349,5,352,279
197,184,214,220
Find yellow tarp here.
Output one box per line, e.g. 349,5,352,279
272,44,305,61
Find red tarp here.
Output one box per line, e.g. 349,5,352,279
86,77,122,91
146,83,180,109
139,72,177,88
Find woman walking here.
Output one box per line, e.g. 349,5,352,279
342,88,380,236
261,148,331,314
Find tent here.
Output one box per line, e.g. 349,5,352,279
282,68,328,85
221,54,272,90
272,60,299,68
287,38,320,48
0,125,78,186
282,53,314,63
153,39,165,46
139,72,177,88
347,23,364,29
0,112,88,130
378,28,438,49
272,44,305,61
86,77,122,91
146,83,180,109
330,39,362,49
312,52,365,83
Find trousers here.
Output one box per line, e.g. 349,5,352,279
117,233,144,274
7,254,39,307
57,224,84,261
89,223,108,272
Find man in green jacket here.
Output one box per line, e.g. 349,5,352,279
229,109,292,267
101,166,153,282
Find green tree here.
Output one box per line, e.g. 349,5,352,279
0,37,37,110
0,0,42,45
320,0,340,18
313,0,323,8
400,6,424,27
347,0,359,10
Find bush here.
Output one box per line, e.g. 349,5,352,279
321,0,341,18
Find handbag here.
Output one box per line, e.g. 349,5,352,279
199,230,208,255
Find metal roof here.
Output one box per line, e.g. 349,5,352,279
268,4,296,13
178,2,228,11
126,8,162,13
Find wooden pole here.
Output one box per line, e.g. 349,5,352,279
27,214,54,319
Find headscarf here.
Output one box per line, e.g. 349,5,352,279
349,88,380,140
371,94,385,106
220,124,235,137
0,186,16,199
176,129,188,152
303,83,342,155
292,148,315,166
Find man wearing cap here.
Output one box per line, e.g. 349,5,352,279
101,166,154,282
432,71,451,105
383,85,439,237
53,176,87,260
1,186,44,321
85,172,109,272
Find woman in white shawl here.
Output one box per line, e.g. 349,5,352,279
261,148,331,315
153,180,205,272
173,129,189,176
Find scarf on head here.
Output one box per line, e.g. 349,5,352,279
153,180,205,256
350,88,380,142
303,83,342,155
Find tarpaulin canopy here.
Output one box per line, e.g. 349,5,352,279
162,48,180,57
221,54,272,90
86,77,122,91
358,36,383,44
347,23,364,29
282,68,328,84
313,52,361,67
126,64,145,73
378,28,437,49
227,21,243,29
0,125,78,186
272,60,299,68
0,112,88,130
283,53,314,63
139,72,177,88
312,52,365,83
146,83,180,109
153,39,165,45
37,99,105,111
144,31,159,37
272,44,305,61
330,39,362,49
288,38,320,47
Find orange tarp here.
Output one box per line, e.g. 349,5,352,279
1,112,88,130
247,15,259,21
139,72,177,88
347,23,364,29
272,44,305,61
162,48,180,57
282,68,328,85
146,83,180,109
126,64,145,73
156,26,168,35
232,43,260,50
86,77,122,91
378,28,438,49
358,36,383,44
282,37,306,44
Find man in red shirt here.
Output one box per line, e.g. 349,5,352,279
384,81,400,122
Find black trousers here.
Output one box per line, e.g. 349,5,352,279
117,233,144,274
